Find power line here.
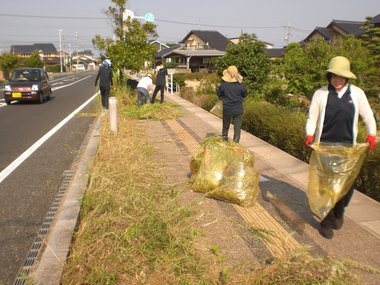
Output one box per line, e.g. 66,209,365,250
0,13,106,20
0,13,286,29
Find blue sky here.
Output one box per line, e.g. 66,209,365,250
0,0,379,56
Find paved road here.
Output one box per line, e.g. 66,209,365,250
0,71,98,284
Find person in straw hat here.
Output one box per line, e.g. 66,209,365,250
305,56,377,239
217,65,247,143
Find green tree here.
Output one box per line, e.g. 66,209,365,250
361,16,380,65
0,53,18,79
282,36,378,99
24,50,44,68
332,35,377,95
92,0,157,80
215,33,271,98
282,40,331,99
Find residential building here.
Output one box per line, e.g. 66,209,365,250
10,43,60,65
155,30,229,71
303,19,364,44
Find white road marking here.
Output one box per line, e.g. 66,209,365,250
0,91,100,184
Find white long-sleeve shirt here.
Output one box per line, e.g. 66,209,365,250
306,84,377,144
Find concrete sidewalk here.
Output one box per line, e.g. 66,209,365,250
29,93,380,284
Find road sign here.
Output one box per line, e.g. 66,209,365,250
144,13,154,23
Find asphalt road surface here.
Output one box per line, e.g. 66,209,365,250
0,71,99,284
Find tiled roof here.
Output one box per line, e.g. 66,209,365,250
180,30,230,51
370,13,380,24
266,48,285,58
156,46,180,58
11,43,57,54
304,27,333,42
327,20,364,37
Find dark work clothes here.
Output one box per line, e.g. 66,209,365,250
152,85,165,103
152,67,168,103
217,81,247,116
95,66,113,88
217,81,247,143
321,85,355,144
155,67,168,86
95,66,113,108
222,114,243,143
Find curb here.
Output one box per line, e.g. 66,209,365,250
29,116,100,284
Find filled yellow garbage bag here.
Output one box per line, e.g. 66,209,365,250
210,100,223,118
191,139,237,193
190,137,254,177
307,143,368,220
190,137,225,176
207,160,260,207
190,137,258,200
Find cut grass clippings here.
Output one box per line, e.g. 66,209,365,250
121,102,180,120
61,115,216,284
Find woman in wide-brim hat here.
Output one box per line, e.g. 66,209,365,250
305,56,377,239
217,66,247,143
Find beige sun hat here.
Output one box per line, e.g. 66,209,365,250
222,66,243,83
326,56,357,79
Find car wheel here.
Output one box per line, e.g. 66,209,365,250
47,90,52,100
5,100,11,105
39,93,44,104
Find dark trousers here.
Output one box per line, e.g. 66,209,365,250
222,113,243,143
152,85,165,103
321,183,355,226
100,86,110,108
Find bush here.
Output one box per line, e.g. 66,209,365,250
45,64,61,73
242,99,310,161
173,74,186,88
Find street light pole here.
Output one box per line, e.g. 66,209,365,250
59,29,63,73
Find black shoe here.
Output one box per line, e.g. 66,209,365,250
334,216,344,230
319,225,334,239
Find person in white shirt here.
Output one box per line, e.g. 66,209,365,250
137,74,153,107
305,56,377,239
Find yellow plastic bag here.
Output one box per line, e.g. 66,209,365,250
191,140,236,193
307,143,368,220
207,161,259,207
210,100,223,118
190,137,258,205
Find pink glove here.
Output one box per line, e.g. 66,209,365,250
305,135,314,148
366,135,376,151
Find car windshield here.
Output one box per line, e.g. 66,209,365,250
10,70,41,82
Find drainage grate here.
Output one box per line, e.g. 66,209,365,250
13,170,74,285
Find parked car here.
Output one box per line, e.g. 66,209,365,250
3,68,52,104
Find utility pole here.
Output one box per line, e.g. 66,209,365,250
68,43,72,72
75,32,79,69
284,23,291,46
59,29,63,72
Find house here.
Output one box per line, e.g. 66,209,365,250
303,20,364,44
156,30,230,71
71,54,97,70
10,43,60,65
